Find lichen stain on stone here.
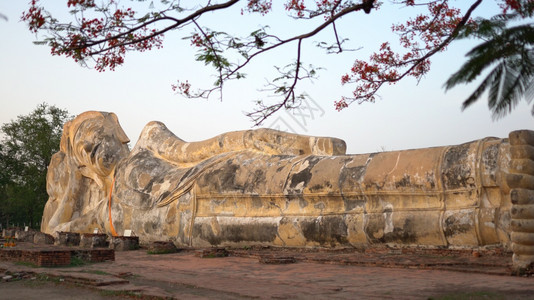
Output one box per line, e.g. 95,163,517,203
193,222,277,245
425,171,436,189
309,181,333,193
243,169,266,193
338,156,369,192
365,213,387,243
343,198,365,211
339,165,366,188
443,214,473,238
285,157,322,194
176,209,192,244
143,220,160,235
395,175,412,188
251,196,263,209
442,143,476,190
314,202,326,210
482,143,500,183
300,216,348,247
199,159,241,193
365,213,418,244
383,218,417,244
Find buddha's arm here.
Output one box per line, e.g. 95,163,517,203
135,122,347,164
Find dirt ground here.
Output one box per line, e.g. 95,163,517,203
1,246,534,299
0,280,119,300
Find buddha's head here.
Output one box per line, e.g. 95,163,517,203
62,111,130,186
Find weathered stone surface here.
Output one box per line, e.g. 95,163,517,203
110,236,139,251
508,130,534,274
2,228,18,238
40,111,534,271
14,229,36,242
33,232,55,245
147,241,179,254
195,248,228,258
55,232,80,246
80,233,109,248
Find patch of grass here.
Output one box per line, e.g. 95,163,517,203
68,256,88,267
428,291,505,300
34,273,63,284
15,261,39,268
40,256,91,268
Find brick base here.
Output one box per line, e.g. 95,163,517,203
0,244,115,267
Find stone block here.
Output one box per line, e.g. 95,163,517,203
55,232,80,246
33,232,55,245
80,233,108,248
2,228,18,238
109,236,139,251
147,241,179,254
15,229,36,242
72,249,115,262
195,248,228,258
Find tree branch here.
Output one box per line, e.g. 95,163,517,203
392,0,483,83
78,0,241,55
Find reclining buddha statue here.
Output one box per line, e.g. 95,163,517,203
41,111,534,272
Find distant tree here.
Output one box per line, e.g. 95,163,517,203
0,103,70,229
21,1,534,124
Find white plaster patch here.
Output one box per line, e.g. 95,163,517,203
484,221,495,228
296,160,310,172
384,204,394,234
309,137,316,153
159,180,172,195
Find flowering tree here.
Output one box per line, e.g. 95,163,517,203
22,0,533,124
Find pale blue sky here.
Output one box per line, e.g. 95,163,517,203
0,1,532,154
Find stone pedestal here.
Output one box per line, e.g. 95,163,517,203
109,236,139,251
55,232,81,246
80,233,108,248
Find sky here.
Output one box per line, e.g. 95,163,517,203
0,1,532,154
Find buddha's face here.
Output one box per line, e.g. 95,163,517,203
73,112,130,178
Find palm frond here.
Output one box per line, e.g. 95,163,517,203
490,62,521,119
489,55,534,119
447,21,534,119
461,62,504,110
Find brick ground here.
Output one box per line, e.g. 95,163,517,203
1,245,533,299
